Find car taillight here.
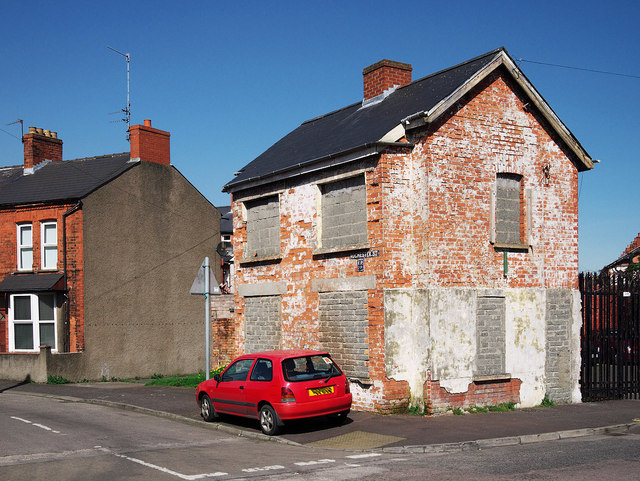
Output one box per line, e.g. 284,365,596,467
345,379,351,394
281,387,296,403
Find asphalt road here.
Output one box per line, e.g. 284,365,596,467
2,393,639,480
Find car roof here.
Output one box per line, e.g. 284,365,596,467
236,349,330,361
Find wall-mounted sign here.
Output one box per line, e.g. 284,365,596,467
357,259,365,272
350,250,380,260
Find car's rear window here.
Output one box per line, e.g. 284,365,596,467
282,355,341,382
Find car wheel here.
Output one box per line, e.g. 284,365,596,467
259,404,281,435
200,394,217,422
330,410,349,425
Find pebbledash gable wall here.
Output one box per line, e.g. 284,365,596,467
232,67,582,412
0,204,85,353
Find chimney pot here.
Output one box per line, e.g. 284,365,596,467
28,126,37,134
144,119,152,127
362,59,412,101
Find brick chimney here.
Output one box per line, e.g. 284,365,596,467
23,127,62,172
363,59,412,100
129,119,170,165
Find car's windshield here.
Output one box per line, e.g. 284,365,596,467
282,355,341,382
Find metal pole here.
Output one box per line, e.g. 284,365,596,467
205,256,211,380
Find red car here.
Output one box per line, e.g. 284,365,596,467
196,349,352,435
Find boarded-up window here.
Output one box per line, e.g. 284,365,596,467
475,296,506,376
319,290,369,380
245,195,280,258
244,296,281,353
321,175,367,250
495,173,522,245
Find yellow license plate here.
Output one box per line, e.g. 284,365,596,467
309,386,334,396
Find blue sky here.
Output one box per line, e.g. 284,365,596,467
1,1,638,272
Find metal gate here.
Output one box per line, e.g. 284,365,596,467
580,272,640,400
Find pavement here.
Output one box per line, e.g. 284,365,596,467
1,378,639,453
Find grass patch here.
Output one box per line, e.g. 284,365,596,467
404,405,425,416
145,366,226,388
538,396,556,407
452,407,464,415
461,402,517,415
47,375,70,385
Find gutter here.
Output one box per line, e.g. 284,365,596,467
62,200,82,353
223,141,414,194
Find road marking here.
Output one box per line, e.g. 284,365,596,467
106,450,227,480
346,453,382,459
294,458,336,466
10,416,61,434
242,465,285,473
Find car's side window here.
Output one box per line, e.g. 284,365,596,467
249,358,273,382
221,358,254,382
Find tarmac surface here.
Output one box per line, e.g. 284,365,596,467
1,378,639,453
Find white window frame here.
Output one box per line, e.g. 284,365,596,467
17,223,33,271
41,221,58,270
8,293,57,352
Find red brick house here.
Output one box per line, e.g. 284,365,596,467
223,48,593,413
603,232,640,273
0,121,220,381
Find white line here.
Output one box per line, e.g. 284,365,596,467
346,453,382,459
294,459,336,466
10,416,62,434
10,416,32,424
242,465,285,473
108,451,227,480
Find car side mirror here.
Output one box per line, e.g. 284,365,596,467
214,374,221,382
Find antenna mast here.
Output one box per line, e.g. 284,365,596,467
107,46,131,141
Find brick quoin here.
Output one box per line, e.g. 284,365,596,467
232,67,582,412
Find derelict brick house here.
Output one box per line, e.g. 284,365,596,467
0,120,220,381
223,48,594,413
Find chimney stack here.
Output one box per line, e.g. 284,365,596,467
129,119,171,165
363,59,412,100
23,127,62,171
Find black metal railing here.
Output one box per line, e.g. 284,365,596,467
580,271,640,401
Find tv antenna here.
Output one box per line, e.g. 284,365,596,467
107,46,131,141
3,119,23,141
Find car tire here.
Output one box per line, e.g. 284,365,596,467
200,394,218,422
330,410,349,425
259,404,281,435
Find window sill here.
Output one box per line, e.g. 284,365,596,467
493,243,529,252
239,254,282,265
473,373,512,383
313,244,370,257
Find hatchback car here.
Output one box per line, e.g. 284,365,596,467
196,349,352,435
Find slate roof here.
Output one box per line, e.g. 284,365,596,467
224,47,592,193
0,153,136,207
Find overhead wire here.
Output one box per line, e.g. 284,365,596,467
517,58,640,80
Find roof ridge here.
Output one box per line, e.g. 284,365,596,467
63,152,130,163
400,47,506,90
300,48,507,126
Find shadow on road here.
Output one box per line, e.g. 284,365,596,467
0,375,31,393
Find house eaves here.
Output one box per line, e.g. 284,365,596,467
223,141,413,194
401,50,594,172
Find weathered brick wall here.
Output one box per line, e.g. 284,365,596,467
0,204,85,353
244,295,281,353
210,294,236,368
318,290,369,380
404,69,579,290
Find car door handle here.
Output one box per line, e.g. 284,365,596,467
239,386,244,390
